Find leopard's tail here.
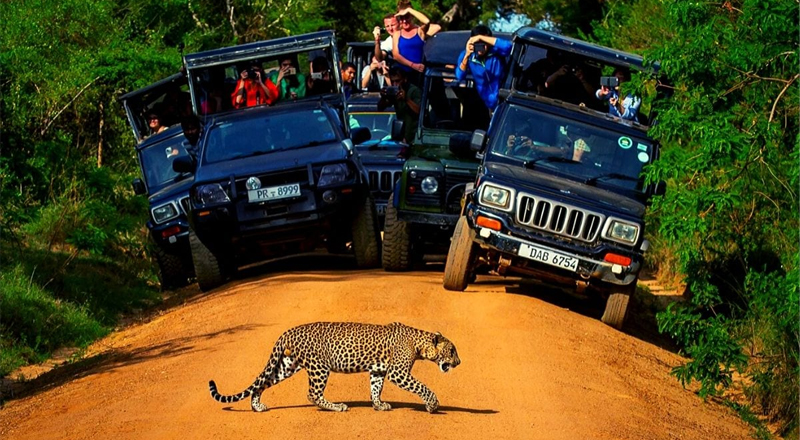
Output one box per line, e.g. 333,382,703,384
208,338,285,404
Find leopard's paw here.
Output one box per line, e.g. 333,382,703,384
373,402,392,411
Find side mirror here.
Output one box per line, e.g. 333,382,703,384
173,156,195,174
391,120,404,142
131,178,146,195
350,127,371,145
448,132,472,156
470,130,487,152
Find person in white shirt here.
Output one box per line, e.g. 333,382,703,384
361,56,392,92
374,13,398,63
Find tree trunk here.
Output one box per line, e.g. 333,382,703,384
97,101,104,168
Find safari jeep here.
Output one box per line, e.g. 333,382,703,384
443,28,666,329
121,72,196,290
177,31,380,291
382,31,506,270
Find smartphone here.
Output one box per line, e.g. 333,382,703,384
286,67,297,76
600,76,620,88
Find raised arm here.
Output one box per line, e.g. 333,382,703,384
397,7,431,35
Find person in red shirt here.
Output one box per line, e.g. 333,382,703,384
231,64,279,108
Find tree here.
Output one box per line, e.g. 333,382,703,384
593,0,798,435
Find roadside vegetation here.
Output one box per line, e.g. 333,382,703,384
1,0,796,436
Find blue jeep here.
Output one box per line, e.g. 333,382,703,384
443,28,667,329
177,31,380,291
122,73,196,290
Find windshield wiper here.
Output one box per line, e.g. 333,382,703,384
584,172,640,186
523,155,581,169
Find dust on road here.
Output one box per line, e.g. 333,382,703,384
0,255,751,440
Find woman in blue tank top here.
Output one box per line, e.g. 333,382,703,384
392,5,438,77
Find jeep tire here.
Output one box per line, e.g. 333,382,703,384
351,196,381,268
443,216,476,291
601,283,636,330
152,242,190,291
189,229,230,292
382,193,412,271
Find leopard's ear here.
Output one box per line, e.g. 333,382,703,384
432,332,442,345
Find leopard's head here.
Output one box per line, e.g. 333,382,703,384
427,332,461,373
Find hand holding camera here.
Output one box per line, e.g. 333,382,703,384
373,26,381,41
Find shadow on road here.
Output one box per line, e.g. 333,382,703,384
222,401,498,414
476,276,680,354
1,324,264,403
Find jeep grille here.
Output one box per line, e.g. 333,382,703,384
516,193,604,242
368,170,401,194
179,196,191,214
445,172,474,214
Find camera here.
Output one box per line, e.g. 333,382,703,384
473,42,488,53
311,71,328,80
285,67,297,76
600,76,620,88
382,86,400,101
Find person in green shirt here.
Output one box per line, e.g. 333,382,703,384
378,66,421,154
269,56,307,101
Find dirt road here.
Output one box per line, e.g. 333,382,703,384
0,255,752,440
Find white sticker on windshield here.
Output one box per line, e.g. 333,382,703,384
618,136,633,149
317,116,327,122
637,143,648,151
313,110,323,114
638,152,650,163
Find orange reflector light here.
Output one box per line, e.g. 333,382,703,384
341,188,353,194
604,253,631,266
198,210,211,217
161,226,181,239
476,215,501,231
408,186,416,194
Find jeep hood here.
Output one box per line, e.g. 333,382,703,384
485,162,645,218
148,176,193,205
197,142,348,181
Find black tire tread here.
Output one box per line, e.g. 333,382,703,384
189,229,226,292
152,244,189,291
601,283,635,330
443,216,476,291
382,193,411,271
351,196,381,268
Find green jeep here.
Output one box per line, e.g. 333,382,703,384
382,31,503,270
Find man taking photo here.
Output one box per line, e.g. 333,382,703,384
455,25,512,111
378,66,421,156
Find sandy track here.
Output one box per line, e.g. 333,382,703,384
0,255,751,440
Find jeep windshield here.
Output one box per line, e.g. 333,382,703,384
490,104,653,193
350,111,395,142
203,108,338,164
140,137,193,188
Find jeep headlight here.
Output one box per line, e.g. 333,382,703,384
151,202,179,224
421,176,439,194
604,219,640,244
318,164,350,187
480,184,513,210
195,183,231,205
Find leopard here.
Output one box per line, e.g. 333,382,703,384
208,322,461,413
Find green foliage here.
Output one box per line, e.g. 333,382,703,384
0,266,108,377
594,0,798,434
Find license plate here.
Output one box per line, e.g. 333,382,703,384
376,204,387,215
517,243,579,272
247,183,301,203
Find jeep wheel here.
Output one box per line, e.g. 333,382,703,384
601,283,636,330
351,196,381,268
152,243,190,291
443,216,476,291
189,229,230,292
382,193,411,271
